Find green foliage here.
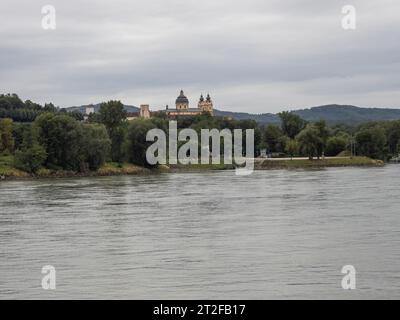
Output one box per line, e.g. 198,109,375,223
14,144,47,173
0,118,15,154
0,94,59,122
278,111,306,139
0,154,29,177
384,120,400,155
314,120,329,157
68,110,84,121
151,111,168,119
326,136,348,156
5,92,400,171
295,124,321,159
263,124,284,153
43,103,58,113
98,100,127,162
13,125,46,173
256,156,382,169
0,94,24,109
12,122,31,150
355,125,387,159
109,125,126,162
35,113,85,171
149,117,169,132
292,105,400,125
34,113,113,171
285,139,299,159
87,112,101,123
82,124,111,170
236,119,262,153
99,100,127,132
124,119,157,167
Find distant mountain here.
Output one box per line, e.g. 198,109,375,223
292,104,400,124
214,109,280,124
64,103,400,125
64,103,139,114
217,104,400,125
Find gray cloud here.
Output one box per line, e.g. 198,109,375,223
0,0,399,112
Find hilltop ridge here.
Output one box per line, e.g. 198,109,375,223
62,103,400,125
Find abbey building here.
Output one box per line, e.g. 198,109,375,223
126,90,214,120
165,90,214,117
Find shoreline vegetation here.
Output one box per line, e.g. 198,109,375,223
0,94,397,182
0,155,384,181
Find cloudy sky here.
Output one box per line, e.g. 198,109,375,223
1,0,399,113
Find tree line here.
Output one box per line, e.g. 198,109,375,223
1,95,400,174
0,93,83,122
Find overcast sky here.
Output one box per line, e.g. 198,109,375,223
1,0,399,113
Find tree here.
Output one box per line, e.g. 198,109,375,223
12,123,31,150
99,100,127,132
295,124,321,160
278,111,306,138
314,120,329,158
109,124,127,163
0,94,24,109
14,125,46,173
0,94,55,122
98,100,127,162
385,120,400,155
355,126,387,159
285,139,299,160
82,124,111,170
68,111,84,121
124,119,157,167
43,103,58,113
326,136,348,156
263,124,284,153
35,113,85,171
87,112,101,123
29,114,112,172
238,119,262,155
0,118,15,154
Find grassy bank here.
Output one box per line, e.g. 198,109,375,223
168,163,235,172
0,155,151,180
0,155,385,181
254,156,384,170
0,155,29,178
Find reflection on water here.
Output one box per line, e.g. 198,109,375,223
0,166,400,299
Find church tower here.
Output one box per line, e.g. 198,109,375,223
198,93,213,115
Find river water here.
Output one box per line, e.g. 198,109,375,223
0,165,399,299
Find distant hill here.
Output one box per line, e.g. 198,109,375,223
64,103,139,114
214,109,280,124
64,103,400,125
216,104,400,125
293,105,400,124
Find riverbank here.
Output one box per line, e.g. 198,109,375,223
0,155,384,181
0,156,152,180
254,156,384,170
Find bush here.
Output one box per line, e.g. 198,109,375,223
0,118,15,154
326,136,348,156
14,144,47,173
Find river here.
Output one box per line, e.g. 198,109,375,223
0,165,399,299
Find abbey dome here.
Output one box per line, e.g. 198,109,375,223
175,90,189,104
